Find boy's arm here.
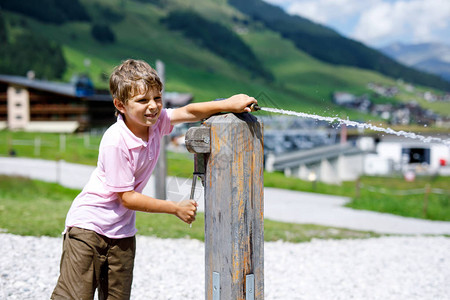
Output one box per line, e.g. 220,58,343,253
169,94,257,125
117,191,198,224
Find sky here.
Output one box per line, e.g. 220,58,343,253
263,0,450,48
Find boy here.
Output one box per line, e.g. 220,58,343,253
51,59,257,300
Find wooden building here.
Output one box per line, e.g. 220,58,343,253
0,74,194,133
0,74,115,132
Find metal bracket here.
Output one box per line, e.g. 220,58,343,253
194,153,207,185
213,272,220,300
190,173,204,199
189,152,207,200
246,274,255,300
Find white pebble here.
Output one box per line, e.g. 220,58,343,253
0,234,449,299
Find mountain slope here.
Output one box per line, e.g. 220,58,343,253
380,42,450,82
228,0,450,91
0,0,448,119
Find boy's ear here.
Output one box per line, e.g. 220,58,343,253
114,98,126,114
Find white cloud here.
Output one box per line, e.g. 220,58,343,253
264,0,378,24
353,0,450,46
286,0,377,24
263,0,450,46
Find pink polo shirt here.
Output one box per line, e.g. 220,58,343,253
64,109,174,238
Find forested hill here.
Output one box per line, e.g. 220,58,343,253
0,0,272,81
1,0,448,92
0,0,449,121
229,0,450,91
0,0,90,24
0,0,88,79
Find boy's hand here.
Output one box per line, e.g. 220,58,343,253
175,199,198,224
170,93,258,125
224,94,257,113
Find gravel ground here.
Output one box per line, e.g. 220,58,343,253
1,234,449,300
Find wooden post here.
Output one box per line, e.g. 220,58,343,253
34,137,41,156
355,177,360,199
60,134,66,152
186,112,264,300
154,59,167,200
423,183,431,217
84,132,90,148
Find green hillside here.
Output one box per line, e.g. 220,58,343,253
229,0,450,92
0,0,449,119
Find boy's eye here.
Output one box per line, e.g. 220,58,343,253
138,99,148,103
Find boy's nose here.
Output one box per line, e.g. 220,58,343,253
147,100,157,109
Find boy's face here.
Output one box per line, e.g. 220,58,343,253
114,86,163,136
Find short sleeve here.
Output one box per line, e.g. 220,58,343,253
159,108,174,136
101,145,135,192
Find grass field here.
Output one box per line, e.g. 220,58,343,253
0,176,380,242
348,176,450,221
264,171,450,221
1,130,449,221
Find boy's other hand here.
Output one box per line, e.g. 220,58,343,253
225,94,257,113
175,199,198,224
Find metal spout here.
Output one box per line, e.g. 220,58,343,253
249,103,261,112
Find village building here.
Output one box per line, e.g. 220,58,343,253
0,74,113,132
265,133,450,184
263,116,450,184
0,74,192,133
372,136,450,176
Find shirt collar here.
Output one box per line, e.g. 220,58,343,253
117,114,150,149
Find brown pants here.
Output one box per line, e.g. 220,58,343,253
51,227,136,300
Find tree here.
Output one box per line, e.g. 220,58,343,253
0,12,7,44
0,0,90,24
0,32,67,79
91,24,115,44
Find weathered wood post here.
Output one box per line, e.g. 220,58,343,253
186,112,264,300
154,59,167,200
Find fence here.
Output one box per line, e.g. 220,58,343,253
357,183,449,196
355,180,450,217
0,132,101,161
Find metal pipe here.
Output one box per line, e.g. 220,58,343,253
249,103,261,112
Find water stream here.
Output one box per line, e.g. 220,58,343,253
261,107,450,146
